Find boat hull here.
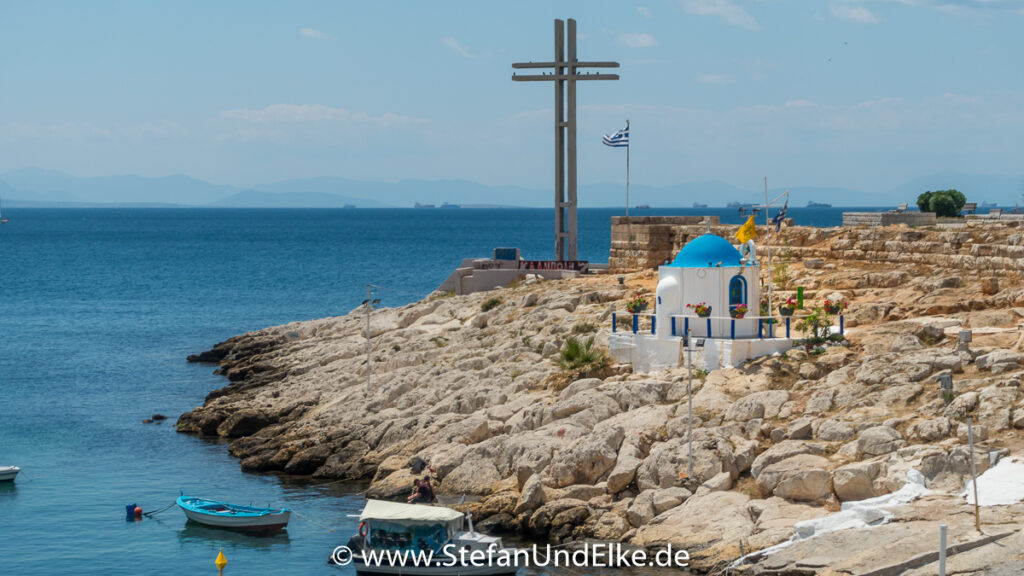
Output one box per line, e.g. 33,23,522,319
177,496,290,532
0,466,19,482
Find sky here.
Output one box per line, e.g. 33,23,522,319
1,0,1022,194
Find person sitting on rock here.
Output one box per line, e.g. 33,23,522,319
406,479,422,504
408,476,436,504
420,476,437,503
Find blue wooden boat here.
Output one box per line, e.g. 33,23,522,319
176,495,291,532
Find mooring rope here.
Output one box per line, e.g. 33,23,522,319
292,510,341,533
143,502,177,518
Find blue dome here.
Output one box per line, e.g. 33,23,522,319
667,234,743,268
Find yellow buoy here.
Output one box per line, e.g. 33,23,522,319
215,548,227,570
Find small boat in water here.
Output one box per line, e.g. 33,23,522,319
176,495,291,532
338,499,517,575
0,466,19,482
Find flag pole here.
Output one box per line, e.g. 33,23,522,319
625,119,630,218
765,177,772,327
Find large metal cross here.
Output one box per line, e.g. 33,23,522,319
513,18,619,261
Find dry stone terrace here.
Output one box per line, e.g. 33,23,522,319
178,221,1024,573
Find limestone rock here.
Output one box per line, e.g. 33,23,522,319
816,419,855,442
528,498,588,536
442,457,502,495
976,350,1024,373
724,390,789,422
855,426,905,457
798,362,824,380
981,277,1000,295
945,391,979,419
547,426,624,488
756,454,833,502
636,430,739,489
216,409,272,438
631,491,754,567
787,418,813,440
515,473,545,514
750,440,827,478
606,442,643,494
832,460,883,502
907,417,952,442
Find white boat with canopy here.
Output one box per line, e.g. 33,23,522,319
338,499,518,575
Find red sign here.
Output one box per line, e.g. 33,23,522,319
519,260,589,272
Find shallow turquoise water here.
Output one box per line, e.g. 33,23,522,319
0,207,854,574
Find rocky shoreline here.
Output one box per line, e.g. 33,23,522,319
178,222,1024,574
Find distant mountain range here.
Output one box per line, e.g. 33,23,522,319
1,167,1021,208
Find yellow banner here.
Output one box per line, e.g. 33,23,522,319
736,216,757,244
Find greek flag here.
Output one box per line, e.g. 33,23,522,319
602,125,629,147
772,200,788,232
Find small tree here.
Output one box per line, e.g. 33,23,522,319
916,189,966,218
916,191,932,213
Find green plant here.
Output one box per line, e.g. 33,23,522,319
558,335,611,377
481,297,502,312
572,322,598,334
942,389,956,405
773,260,791,290
686,302,711,316
796,306,834,345
392,344,401,352
917,189,966,218
625,293,650,314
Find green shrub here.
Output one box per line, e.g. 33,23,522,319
481,297,501,312
558,335,611,376
917,189,966,217
572,322,598,334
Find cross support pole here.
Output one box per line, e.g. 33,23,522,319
512,18,619,261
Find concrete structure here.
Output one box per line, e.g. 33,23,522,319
842,211,936,227
610,233,791,371
438,248,602,295
512,18,619,261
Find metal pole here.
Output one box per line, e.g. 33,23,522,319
626,119,630,219
554,19,565,261
687,329,694,478
938,524,947,576
765,177,772,325
566,18,578,262
968,417,981,532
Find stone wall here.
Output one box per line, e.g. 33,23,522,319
610,216,1024,274
842,211,937,227
609,216,720,272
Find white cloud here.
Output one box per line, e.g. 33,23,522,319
679,0,760,30
221,104,428,127
637,6,653,19
617,33,659,47
442,36,473,58
831,2,881,22
299,28,330,40
696,73,735,84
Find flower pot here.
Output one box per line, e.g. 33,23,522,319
697,308,712,318
825,305,842,315
730,311,746,319
779,307,795,317
626,305,647,314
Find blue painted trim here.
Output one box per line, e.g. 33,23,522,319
632,314,638,334
612,313,617,333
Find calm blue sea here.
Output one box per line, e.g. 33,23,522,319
0,207,871,575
